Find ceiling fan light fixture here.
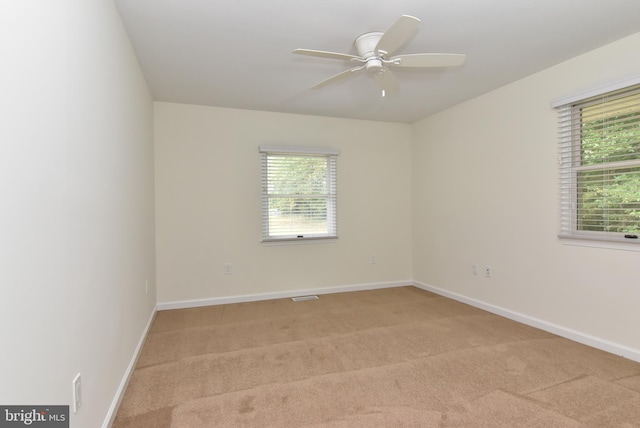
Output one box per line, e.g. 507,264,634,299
365,58,383,72
292,15,466,94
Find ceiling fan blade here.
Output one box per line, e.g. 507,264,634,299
311,66,362,89
373,68,399,96
390,53,466,68
293,49,363,62
375,15,420,57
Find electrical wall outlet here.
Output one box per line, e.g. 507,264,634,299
72,373,82,413
485,266,492,278
224,263,232,275
370,254,377,264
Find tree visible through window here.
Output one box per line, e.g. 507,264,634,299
558,84,640,241
260,146,338,241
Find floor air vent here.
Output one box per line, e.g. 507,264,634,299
292,295,319,302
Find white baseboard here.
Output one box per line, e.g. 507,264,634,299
157,280,413,311
413,280,640,363
102,306,157,428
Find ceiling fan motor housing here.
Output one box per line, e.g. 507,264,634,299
355,32,384,57
355,32,385,73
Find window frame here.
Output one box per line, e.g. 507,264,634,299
259,145,339,243
554,77,640,246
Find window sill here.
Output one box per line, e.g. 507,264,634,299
558,234,640,252
261,237,338,246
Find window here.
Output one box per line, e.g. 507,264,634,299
260,145,338,242
556,82,640,243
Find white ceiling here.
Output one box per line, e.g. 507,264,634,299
114,0,640,123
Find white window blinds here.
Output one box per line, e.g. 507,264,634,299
556,83,640,242
260,146,338,241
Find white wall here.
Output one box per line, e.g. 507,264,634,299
155,102,412,304
412,33,640,355
0,1,155,427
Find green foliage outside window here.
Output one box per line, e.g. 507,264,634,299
577,94,640,233
267,155,329,234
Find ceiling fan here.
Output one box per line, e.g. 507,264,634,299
293,15,465,96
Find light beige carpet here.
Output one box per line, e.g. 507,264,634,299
112,286,640,427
